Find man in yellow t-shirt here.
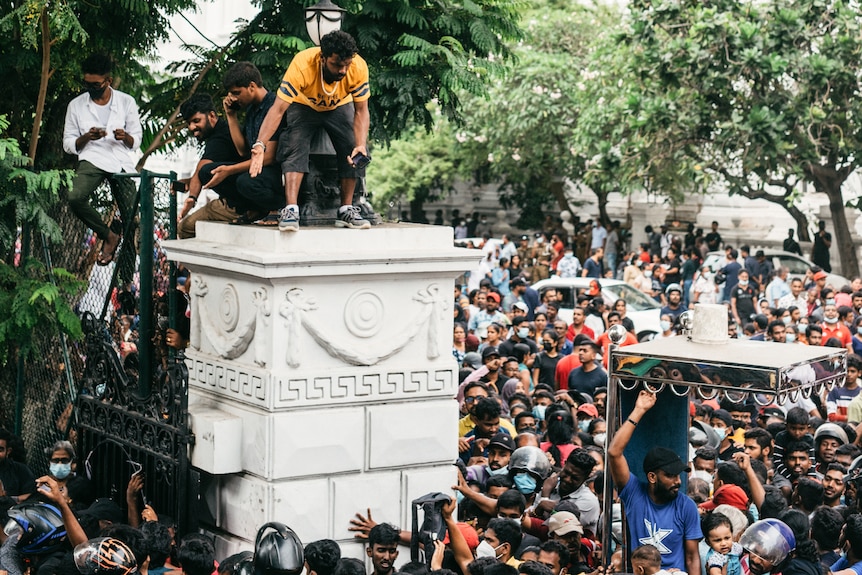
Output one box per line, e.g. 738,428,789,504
250,30,371,231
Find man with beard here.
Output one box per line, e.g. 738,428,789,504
465,432,515,490
814,423,848,473
179,62,284,238
0,429,35,502
251,30,372,231
535,449,600,538
821,463,846,508
460,397,507,464
608,390,702,574
366,523,399,575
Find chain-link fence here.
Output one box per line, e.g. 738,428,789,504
2,170,177,475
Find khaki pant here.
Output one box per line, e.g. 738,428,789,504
178,198,240,239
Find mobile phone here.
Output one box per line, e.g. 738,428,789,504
351,152,371,169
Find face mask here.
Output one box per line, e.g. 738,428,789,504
825,315,839,324
783,316,792,325
660,320,672,332
826,299,836,306
593,433,607,445
487,465,509,477
476,540,500,559
518,328,530,339
732,419,745,430
578,420,590,432
644,270,653,277
543,341,554,352
739,280,749,286
513,473,538,494
786,333,797,343
533,405,547,421
799,323,808,334
87,86,108,99
50,463,72,480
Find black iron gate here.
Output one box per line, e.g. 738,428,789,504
75,311,198,534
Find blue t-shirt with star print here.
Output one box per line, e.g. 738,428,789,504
619,474,703,570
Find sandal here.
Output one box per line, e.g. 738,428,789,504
229,210,266,226
253,212,281,227
97,231,121,266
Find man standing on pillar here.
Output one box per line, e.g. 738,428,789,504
608,390,702,575
250,30,371,231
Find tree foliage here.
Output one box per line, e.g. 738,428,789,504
610,0,862,274
455,6,616,229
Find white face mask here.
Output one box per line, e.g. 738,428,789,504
476,540,501,559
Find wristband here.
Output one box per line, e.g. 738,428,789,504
252,140,266,152
187,196,198,204
627,418,639,427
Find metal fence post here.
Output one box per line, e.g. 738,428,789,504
138,170,154,395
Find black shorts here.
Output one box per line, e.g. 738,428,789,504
277,103,363,179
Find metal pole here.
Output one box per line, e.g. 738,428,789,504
602,343,619,568
138,170,154,395
168,173,178,336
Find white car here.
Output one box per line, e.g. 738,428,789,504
702,250,849,288
532,277,662,341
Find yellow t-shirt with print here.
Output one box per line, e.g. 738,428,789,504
277,47,370,112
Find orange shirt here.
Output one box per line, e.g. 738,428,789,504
821,322,852,347
555,354,582,390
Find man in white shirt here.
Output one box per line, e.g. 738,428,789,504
778,277,808,317
63,53,142,266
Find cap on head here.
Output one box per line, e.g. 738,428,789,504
643,447,691,475
488,432,516,453
546,512,583,537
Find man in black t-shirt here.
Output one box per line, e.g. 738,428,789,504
731,269,757,326
178,63,284,238
705,221,722,252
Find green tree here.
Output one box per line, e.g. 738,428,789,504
455,6,618,229
611,0,862,275
367,109,460,220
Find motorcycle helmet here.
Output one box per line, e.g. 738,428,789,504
5,502,67,555
254,522,304,575
218,551,254,575
508,446,551,483
73,537,138,575
665,283,682,295
740,519,796,566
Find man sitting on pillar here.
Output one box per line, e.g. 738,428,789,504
250,30,371,231
178,62,284,238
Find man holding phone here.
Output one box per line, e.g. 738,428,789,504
250,30,371,231
63,53,142,265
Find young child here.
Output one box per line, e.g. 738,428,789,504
631,544,673,575
703,512,743,575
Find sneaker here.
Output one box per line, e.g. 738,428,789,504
335,205,371,229
278,206,299,232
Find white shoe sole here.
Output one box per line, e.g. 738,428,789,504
335,220,371,229
279,222,299,232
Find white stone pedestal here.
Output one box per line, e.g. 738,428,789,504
162,223,477,559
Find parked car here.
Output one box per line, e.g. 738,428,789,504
532,277,662,341
702,250,849,288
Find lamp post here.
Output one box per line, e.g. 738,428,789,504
305,0,346,45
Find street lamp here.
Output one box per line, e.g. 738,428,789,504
305,0,346,46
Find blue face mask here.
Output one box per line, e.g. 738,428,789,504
487,465,509,477
782,316,792,325
578,420,590,432
518,328,530,339
533,405,547,421
513,473,537,494
50,463,71,480
660,320,672,332
798,323,808,334
785,333,797,343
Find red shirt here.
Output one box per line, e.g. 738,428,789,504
555,354,582,390
566,324,595,343
597,330,639,368
821,322,852,347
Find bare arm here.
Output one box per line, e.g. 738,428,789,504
685,539,702,575
442,497,474,574
250,97,290,177
452,469,497,516
608,390,657,488
223,96,246,156
350,99,370,160
36,476,87,547
733,452,764,510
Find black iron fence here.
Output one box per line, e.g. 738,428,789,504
9,169,198,533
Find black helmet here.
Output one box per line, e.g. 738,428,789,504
254,523,304,575
5,502,67,555
73,537,138,575
508,446,551,482
218,551,254,575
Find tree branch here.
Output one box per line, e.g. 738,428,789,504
136,37,239,171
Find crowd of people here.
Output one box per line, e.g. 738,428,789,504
441,217,862,575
